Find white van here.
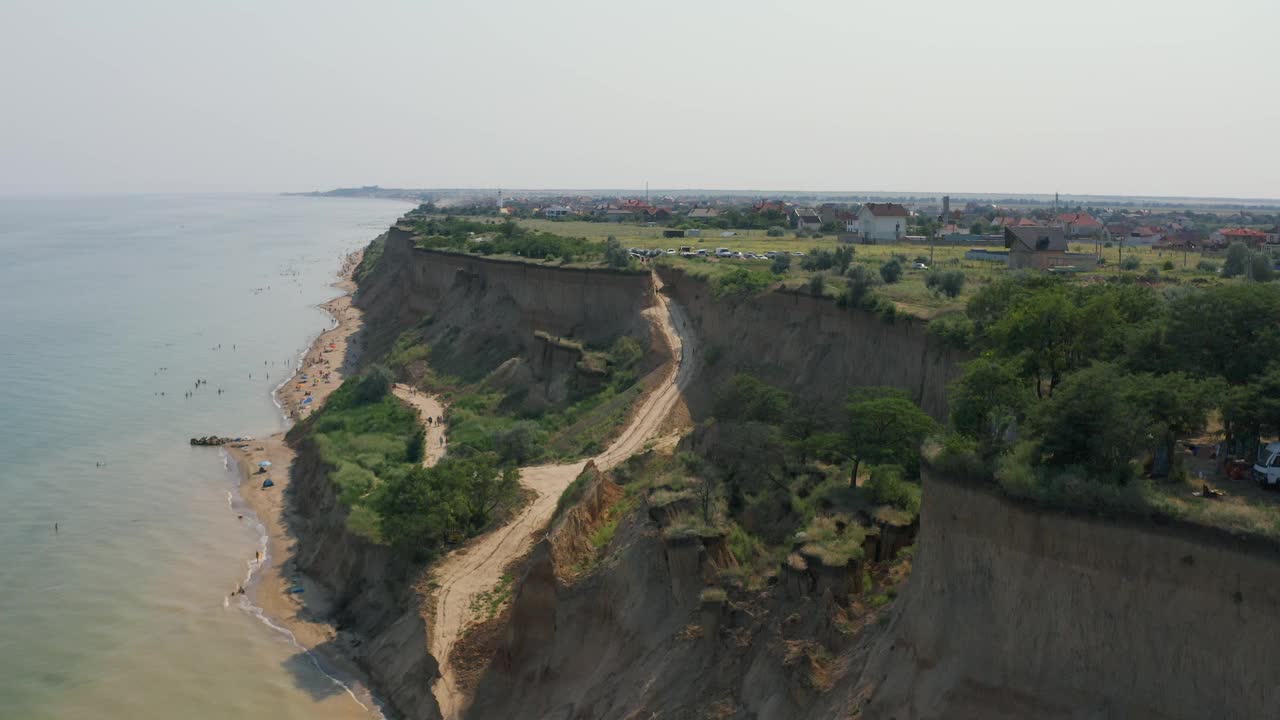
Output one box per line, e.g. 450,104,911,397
1253,442,1280,486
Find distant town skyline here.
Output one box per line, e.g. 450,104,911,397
2,1,1277,198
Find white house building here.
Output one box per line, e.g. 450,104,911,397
857,203,909,242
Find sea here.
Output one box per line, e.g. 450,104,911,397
0,194,404,720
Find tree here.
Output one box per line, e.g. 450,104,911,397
603,236,631,269
374,455,518,551
493,421,546,466
1223,241,1249,278
845,387,936,483
1028,363,1150,483
1124,372,1219,477
1166,283,1280,385
354,364,393,404
1251,253,1275,282
948,356,1029,455
879,259,903,284
770,253,791,275
988,287,1085,397
715,373,791,424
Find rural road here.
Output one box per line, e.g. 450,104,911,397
427,274,696,719
391,383,447,468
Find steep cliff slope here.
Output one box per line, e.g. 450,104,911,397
357,227,656,374
464,455,914,720
860,469,1280,720
655,265,966,421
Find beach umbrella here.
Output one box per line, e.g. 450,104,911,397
258,460,272,468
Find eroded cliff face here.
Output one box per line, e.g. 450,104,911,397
654,265,966,421
288,441,444,720
861,470,1280,720
464,461,896,720
356,228,657,374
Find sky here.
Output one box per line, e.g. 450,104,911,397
1,0,1277,199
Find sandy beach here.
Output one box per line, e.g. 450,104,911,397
223,250,376,699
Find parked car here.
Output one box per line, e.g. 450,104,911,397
1253,442,1280,487
912,262,929,270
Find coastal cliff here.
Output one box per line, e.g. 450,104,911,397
277,230,1280,719
355,227,656,369
287,440,445,720
860,469,1280,719
654,265,966,421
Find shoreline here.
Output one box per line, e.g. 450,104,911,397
222,249,385,717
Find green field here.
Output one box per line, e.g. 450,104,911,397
510,218,1226,318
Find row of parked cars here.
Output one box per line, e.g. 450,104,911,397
627,246,805,261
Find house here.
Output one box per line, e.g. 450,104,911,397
687,207,720,221
542,205,572,219
1268,227,1280,245
646,207,673,222
1126,227,1165,246
994,215,1039,229
857,203,909,242
1005,225,1070,270
792,207,822,231
1213,227,1268,248
1055,212,1104,237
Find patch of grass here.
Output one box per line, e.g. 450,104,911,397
795,515,866,567
590,517,620,549
468,573,515,621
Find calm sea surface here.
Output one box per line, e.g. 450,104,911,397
0,194,403,719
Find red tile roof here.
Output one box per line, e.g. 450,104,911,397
1056,212,1102,227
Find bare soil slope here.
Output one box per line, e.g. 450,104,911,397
428,276,696,719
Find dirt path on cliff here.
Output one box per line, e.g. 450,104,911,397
391,383,447,468
427,274,696,719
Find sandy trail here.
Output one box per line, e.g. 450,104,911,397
428,274,696,719
391,383,447,468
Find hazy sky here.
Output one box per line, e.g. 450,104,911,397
1,0,1277,198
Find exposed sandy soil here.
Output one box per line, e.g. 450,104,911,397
391,383,448,468
427,275,697,719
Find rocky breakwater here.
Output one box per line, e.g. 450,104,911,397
861,467,1280,719
654,264,966,422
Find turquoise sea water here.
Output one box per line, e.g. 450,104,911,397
0,194,403,719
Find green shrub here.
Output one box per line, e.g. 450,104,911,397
713,268,772,299
879,259,903,284
925,269,966,298
355,236,386,282
1197,259,1219,273
1162,260,1175,271
353,365,393,404
766,226,786,237
1120,255,1141,271
808,273,826,296
864,465,921,515
926,313,973,349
